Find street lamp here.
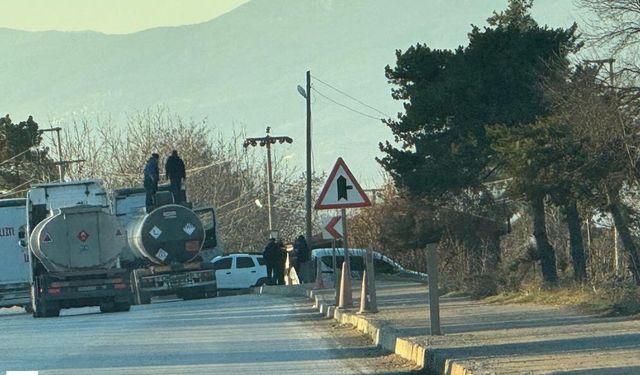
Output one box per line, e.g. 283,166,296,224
243,127,293,232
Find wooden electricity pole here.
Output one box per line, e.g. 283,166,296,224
243,127,293,232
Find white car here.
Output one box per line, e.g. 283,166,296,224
211,254,269,289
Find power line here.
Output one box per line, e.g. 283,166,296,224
0,148,32,166
311,74,392,118
0,178,38,198
0,188,28,198
311,87,384,121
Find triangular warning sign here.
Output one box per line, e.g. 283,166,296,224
314,157,372,210
42,232,53,243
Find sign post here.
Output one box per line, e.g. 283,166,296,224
321,216,343,293
339,208,352,307
426,244,442,335
315,157,372,310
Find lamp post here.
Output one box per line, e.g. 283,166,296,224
243,127,293,233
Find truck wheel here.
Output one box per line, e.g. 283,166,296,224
100,302,115,313
33,297,51,318
181,289,206,300
35,299,59,318
44,305,60,317
114,301,131,312
31,285,41,318
138,293,152,305
255,278,269,287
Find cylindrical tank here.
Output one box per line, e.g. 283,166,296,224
127,204,205,265
29,205,127,272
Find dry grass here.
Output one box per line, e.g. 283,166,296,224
484,282,615,315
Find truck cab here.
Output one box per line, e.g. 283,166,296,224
0,198,31,312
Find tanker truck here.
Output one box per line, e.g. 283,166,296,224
0,198,31,312
111,185,217,304
27,180,132,317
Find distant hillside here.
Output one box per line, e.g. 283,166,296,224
0,0,577,183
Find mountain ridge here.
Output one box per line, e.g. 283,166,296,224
0,0,577,183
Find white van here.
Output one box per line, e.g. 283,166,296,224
0,198,31,311
311,248,428,281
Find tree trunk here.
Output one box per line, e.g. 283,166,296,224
531,193,558,285
484,231,501,272
564,200,587,282
465,235,482,277
608,197,640,284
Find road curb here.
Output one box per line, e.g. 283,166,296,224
307,289,475,375
253,284,475,374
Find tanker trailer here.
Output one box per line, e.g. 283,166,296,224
27,180,132,317
111,186,217,304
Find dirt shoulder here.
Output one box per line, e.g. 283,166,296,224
314,281,640,374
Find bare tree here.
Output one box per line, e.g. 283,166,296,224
62,107,303,252
547,66,640,283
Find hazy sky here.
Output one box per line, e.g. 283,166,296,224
0,0,249,34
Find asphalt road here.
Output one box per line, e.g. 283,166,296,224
0,294,414,375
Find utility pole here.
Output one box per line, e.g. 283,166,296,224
297,71,313,246
39,127,63,181
583,58,616,87
243,127,293,233
39,127,84,182
305,70,312,250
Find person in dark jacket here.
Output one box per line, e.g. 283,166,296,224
274,240,287,285
143,153,160,212
165,150,186,203
262,238,278,285
293,235,310,282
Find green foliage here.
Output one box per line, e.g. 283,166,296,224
379,0,579,199
487,116,589,199
0,114,52,194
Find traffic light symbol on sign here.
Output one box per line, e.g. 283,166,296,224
337,175,353,201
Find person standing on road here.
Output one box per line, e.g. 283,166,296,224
165,150,186,203
143,153,160,212
274,240,287,285
263,238,278,285
293,235,310,282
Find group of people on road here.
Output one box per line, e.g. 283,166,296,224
262,235,310,285
143,150,187,212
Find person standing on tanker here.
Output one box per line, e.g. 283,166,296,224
263,238,278,285
165,150,186,203
143,153,160,212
